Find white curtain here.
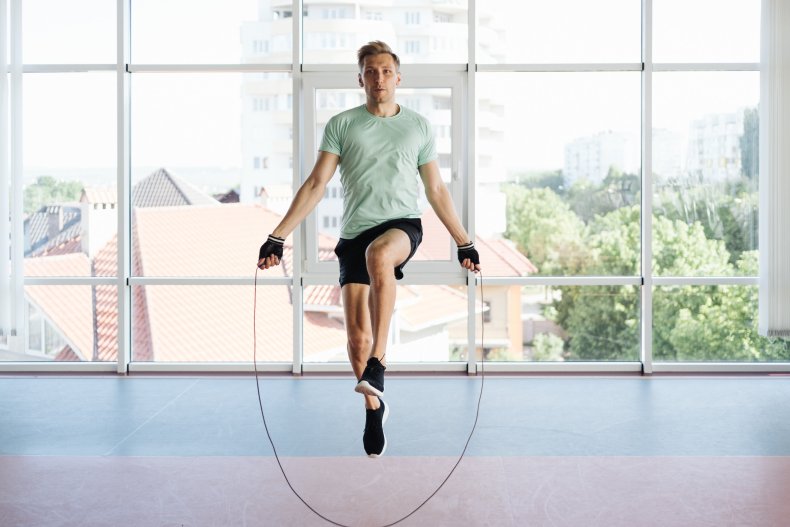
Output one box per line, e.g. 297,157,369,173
759,0,790,337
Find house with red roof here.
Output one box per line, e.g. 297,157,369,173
21,168,538,363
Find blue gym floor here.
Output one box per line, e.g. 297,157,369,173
2,375,790,526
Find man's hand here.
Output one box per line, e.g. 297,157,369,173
258,234,284,269
457,241,481,273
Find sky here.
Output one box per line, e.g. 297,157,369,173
14,0,761,177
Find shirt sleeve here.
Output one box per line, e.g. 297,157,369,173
319,115,343,156
417,119,438,166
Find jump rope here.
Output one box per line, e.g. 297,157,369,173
253,266,485,527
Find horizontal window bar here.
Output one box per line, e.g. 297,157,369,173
652,63,759,71
475,276,642,286
302,362,469,374
652,363,790,373
127,276,293,286
477,63,643,72
302,273,464,286
23,277,118,286
303,63,468,73
127,64,293,73
652,276,758,286
19,64,116,73
0,362,117,373
475,362,643,373
128,362,293,373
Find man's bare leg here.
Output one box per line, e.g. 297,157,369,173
341,283,379,410
365,229,411,367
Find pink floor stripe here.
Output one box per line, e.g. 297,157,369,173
1,456,789,527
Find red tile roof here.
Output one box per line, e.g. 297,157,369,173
24,254,94,360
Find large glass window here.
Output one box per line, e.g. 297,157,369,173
132,285,292,363
131,73,293,277
654,285,790,362
478,0,640,63
652,72,759,277
653,0,760,63
23,73,117,277
304,284,469,364
477,72,642,277
1,0,772,370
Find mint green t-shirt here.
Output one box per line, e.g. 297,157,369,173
319,104,437,238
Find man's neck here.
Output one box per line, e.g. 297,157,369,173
365,101,399,118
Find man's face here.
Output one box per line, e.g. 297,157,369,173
358,53,401,104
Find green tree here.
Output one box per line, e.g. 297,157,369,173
551,206,734,361
24,175,83,214
503,185,587,274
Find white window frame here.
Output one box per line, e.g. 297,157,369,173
301,71,466,281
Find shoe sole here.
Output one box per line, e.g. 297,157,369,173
355,380,384,397
368,399,389,459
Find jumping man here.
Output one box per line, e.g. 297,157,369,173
258,41,481,458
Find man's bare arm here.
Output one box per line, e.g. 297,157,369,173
271,151,340,238
258,151,339,269
418,160,480,271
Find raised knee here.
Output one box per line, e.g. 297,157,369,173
347,333,373,355
365,244,391,276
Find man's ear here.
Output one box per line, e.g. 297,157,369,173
358,73,363,87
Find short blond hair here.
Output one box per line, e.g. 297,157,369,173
357,41,400,71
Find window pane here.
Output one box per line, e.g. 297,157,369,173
23,73,117,276
132,285,292,363
654,285,790,362
472,285,640,362
652,72,759,277
132,0,271,64
132,73,292,277
477,72,641,277
303,2,468,64
1,285,117,362
23,0,115,63
304,284,469,363
654,0,760,63
478,0,640,63
313,88,453,263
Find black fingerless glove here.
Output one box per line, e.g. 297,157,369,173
457,241,480,266
258,234,284,262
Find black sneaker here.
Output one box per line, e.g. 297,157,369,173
354,356,386,397
363,398,389,458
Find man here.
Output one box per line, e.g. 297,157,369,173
258,41,480,458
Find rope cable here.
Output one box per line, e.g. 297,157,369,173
253,267,485,527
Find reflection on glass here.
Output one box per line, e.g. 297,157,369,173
478,0,639,63
653,0,760,63
654,285,790,362
304,284,468,363
473,285,640,362
132,285,292,362
3,285,117,362
477,72,641,277
23,73,117,277
653,72,759,276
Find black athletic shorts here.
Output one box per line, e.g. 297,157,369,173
334,218,423,287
